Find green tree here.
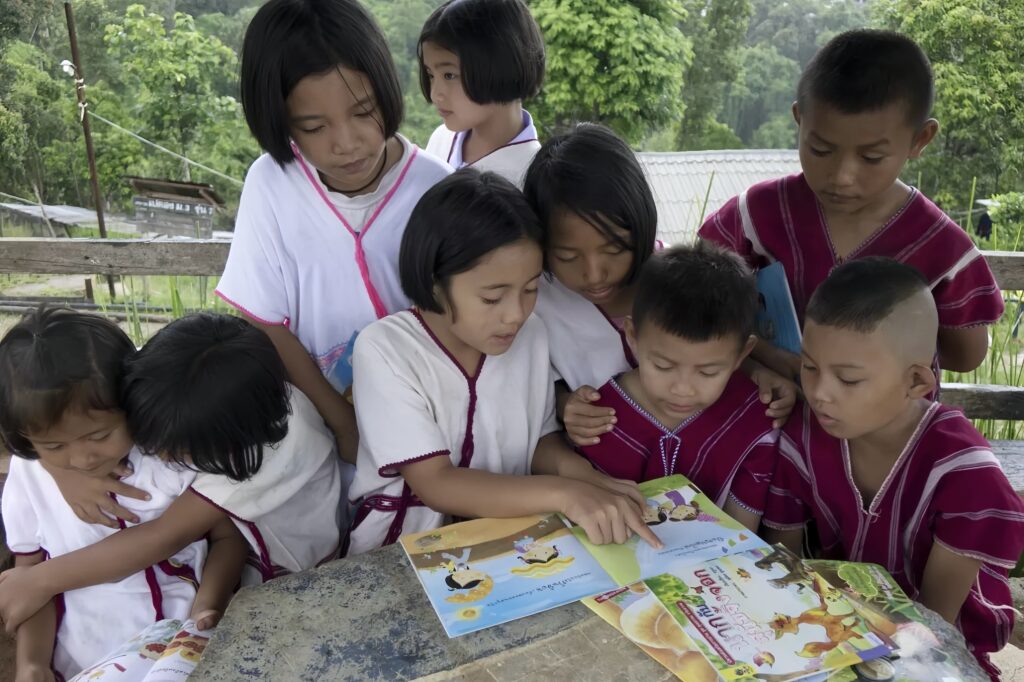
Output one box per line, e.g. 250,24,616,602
720,43,799,145
529,0,692,144
875,0,1024,206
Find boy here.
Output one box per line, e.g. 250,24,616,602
576,242,777,532
700,29,1003,382
762,258,1024,679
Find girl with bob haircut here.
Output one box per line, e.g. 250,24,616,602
0,314,344,636
524,124,796,447
419,0,545,186
346,169,661,555
217,0,452,470
0,308,244,679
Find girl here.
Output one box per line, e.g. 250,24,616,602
0,308,245,680
217,0,452,466
522,123,796,446
420,0,544,186
0,314,343,636
346,169,661,555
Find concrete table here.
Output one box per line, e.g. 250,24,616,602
192,544,990,681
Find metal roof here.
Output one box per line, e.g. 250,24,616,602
636,149,801,245
0,203,100,226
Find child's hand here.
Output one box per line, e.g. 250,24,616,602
563,386,616,446
582,472,646,509
14,663,55,682
190,607,224,631
43,461,150,528
0,566,50,634
560,480,663,549
750,365,799,429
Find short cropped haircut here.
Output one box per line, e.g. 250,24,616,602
400,168,544,314
797,29,934,128
241,0,403,165
122,313,290,482
632,242,758,346
806,257,929,333
0,307,135,459
418,0,545,104
523,123,657,284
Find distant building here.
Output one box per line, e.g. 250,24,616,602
637,149,801,245
126,177,225,239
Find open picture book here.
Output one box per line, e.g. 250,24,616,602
69,618,210,682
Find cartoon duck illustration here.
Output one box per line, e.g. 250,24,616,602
642,501,669,525
441,549,494,603
513,536,560,564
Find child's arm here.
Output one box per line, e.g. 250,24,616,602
937,326,990,373
531,432,646,506
189,517,247,630
762,527,803,555
918,542,983,624
723,499,760,533
0,490,226,634
12,552,56,682
557,382,617,446
741,354,798,429
247,317,358,463
41,461,150,527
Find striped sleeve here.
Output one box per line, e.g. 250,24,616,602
698,196,760,267
761,431,811,531
923,221,1004,328
727,428,779,516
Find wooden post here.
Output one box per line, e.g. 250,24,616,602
64,1,117,301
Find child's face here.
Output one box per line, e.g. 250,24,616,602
548,208,634,306
421,42,493,134
25,408,133,478
440,239,543,356
794,99,935,216
800,320,916,440
628,321,753,425
287,65,388,193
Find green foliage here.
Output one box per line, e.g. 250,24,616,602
529,0,692,144
751,112,797,149
721,43,800,145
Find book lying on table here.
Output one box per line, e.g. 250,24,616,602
69,619,210,682
398,474,764,636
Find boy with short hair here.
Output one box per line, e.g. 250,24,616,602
762,258,1024,679
576,242,777,532
700,29,1003,382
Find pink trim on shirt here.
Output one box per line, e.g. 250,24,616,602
594,305,638,368
290,141,419,320
188,485,281,583
110,492,165,619
379,449,451,477
214,290,290,328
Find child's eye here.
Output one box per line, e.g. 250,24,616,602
552,253,577,263
809,147,830,157
862,156,885,164
603,245,628,256
300,126,325,135
525,287,539,296
43,443,64,452
443,72,458,81
839,378,862,386
801,363,818,373
699,371,721,378
653,363,673,372
481,297,501,305
89,431,112,442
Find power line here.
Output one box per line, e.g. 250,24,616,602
87,110,244,187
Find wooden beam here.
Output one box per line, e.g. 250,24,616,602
985,250,1024,291
0,238,229,276
941,383,1024,421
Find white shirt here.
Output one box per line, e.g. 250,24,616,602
425,110,540,188
216,135,452,397
3,451,205,679
346,310,560,555
191,385,343,584
533,276,637,390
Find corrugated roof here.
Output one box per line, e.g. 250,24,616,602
0,203,100,225
636,149,801,245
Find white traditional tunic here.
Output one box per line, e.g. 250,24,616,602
190,385,343,585
3,450,205,679
425,110,540,188
216,135,452,398
347,310,560,555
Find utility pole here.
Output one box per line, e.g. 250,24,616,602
64,1,116,300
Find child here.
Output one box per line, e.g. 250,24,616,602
761,258,1024,678
576,243,777,532
524,123,794,445
217,0,452,464
420,0,544,186
700,29,1003,383
0,308,245,679
346,169,660,555
0,314,343,636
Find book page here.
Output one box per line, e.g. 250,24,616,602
69,619,210,682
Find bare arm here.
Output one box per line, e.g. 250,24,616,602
0,490,226,633
762,526,804,555
723,498,761,533
741,354,798,429
918,541,982,624
749,338,802,384
190,517,248,630
246,316,358,463
13,553,56,682
937,326,990,373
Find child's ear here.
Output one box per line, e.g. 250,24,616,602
791,101,801,126
624,317,639,355
737,334,758,368
907,363,936,399
909,119,939,158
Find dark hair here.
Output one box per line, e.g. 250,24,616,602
797,29,934,128
240,0,403,165
806,257,929,333
122,313,290,481
400,168,544,313
418,0,545,105
0,307,135,459
523,123,657,284
632,242,758,345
